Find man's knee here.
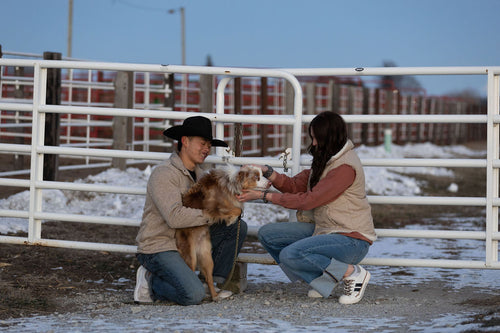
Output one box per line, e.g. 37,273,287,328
238,219,248,238
177,284,205,306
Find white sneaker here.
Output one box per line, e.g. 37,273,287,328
307,289,323,298
134,265,153,303
339,265,370,305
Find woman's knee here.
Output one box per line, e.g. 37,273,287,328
257,223,271,244
257,222,284,244
278,244,299,265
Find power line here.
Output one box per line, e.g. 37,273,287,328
113,0,175,13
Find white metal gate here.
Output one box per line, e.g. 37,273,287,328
0,59,498,269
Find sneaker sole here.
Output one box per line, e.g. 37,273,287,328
307,289,323,298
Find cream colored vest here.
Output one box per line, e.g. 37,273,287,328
297,140,377,242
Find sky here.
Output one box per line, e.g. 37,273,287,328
1,0,500,96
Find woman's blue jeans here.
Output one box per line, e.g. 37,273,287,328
137,219,247,305
258,222,370,298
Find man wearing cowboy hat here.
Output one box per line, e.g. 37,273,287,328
134,116,248,305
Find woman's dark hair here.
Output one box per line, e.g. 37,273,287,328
308,111,348,189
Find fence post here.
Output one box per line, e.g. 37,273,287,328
112,71,133,170
347,86,359,142
361,87,370,145
391,91,402,145
13,66,26,169
451,101,459,144
458,101,467,144
374,89,381,145
385,90,395,146
327,80,334,111
43,51,62,181
415,96,423,142
305,82,315,115
434,99,444,145
164,74,175,110
330,81,340,113
199,74,213,113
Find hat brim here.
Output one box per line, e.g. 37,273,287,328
211,139,229,147
163,126,228,147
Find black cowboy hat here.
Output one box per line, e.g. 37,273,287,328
163,116,228,147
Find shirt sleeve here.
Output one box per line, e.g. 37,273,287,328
272,164,356,210
148,166,208,229
272,169,311,193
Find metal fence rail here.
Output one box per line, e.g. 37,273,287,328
2,55,487,155
0,58,499,270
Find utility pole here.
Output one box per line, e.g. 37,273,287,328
180,7,185,65
67,0,73,57
168,6,187,111
169,7,186,65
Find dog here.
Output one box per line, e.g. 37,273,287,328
176,165,268,301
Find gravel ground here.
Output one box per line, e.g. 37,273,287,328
2,273,499,332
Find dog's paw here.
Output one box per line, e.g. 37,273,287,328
214,289,232,301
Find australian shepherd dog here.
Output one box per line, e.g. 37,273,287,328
177,165,268,301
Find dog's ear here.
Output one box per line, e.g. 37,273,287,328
237,169,249,183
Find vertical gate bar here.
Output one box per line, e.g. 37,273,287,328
66,68,73,144
260,77,269,157
28,63,47,243
215,77,232,157
485,70,499,266
290,74,303,176
143,72,151,152
234,77,242,157
288,71,304,221
85,69,92,163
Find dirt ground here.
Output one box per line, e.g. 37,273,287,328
0,145,499,330
0,157,141,320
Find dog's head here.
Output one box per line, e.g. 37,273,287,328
236,165,270,191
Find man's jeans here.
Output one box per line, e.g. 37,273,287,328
137,220,247,305
258,222,369,298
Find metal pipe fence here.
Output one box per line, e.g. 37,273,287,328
1,58,173,157
0,58,499,270
3,56,485,160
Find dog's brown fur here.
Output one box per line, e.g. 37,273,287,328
176,165,265,301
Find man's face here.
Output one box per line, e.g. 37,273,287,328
182,136,212,165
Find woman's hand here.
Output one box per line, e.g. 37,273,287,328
237,189,265,203
245,164,275,181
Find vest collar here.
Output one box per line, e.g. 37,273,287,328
327,139,354,165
